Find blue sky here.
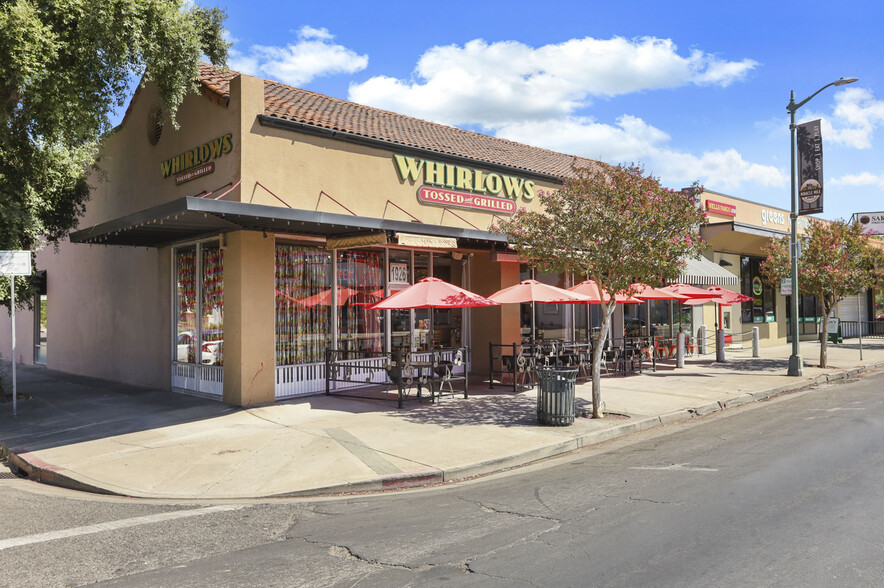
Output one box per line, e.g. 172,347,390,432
205,0,882,221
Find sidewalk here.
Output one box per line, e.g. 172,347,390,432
2,341,883,500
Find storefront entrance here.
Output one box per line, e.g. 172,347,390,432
172,240,224,398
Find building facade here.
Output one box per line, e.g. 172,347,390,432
3,65,874,406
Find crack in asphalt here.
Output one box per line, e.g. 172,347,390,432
627,496,682,505
459,496,562,523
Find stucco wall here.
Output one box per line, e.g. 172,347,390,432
8,78,240,387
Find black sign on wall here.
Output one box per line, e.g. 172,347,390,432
797,119,823,215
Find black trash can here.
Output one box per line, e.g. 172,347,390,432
536,366,577,426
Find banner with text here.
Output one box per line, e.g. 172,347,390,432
797,119,824,215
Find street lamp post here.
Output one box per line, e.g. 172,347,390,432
786,77,857,376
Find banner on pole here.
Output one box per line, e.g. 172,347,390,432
797,119,824,215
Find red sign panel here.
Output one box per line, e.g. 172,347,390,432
175,162,215,185
418,186,516,215
706,199,737,217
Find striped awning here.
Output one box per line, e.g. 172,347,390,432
678,256,739,286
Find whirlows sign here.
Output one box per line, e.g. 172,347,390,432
161,134,233,184
394,154,534,215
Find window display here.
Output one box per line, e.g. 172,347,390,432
337,249,384,354
275,244,331,365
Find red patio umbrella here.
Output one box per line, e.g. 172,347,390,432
660,284,723,338
367,277,500,350
620,283,688,339
488,279,592,304
682,287,754,306
368,277,500,310
489,279,592,342
659,283,723,299
683,287,754,349
568,280,643,304
626,283,689,301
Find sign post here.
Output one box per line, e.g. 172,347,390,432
0,251,32,417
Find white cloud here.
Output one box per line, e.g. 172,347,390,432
297,26,334,41
494,115,668,163
348,36,757,126
831,172,884,189
801,88,884,149
229,26,368,87
652,148,786,191
494,115,785,191
345,34,781,194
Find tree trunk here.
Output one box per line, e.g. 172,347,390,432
590,300,618,418
819,299,834,369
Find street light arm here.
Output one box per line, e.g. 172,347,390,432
788,78,858,113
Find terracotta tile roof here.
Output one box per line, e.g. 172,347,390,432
198,62,238,98
199,63,603,179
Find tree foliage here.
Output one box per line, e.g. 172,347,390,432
495,164,707,417
760,218,884,367
0,0,228,308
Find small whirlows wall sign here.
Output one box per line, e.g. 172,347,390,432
161,133,233,184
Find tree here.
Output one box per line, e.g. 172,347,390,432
760,218,884,368
495,164,707,418
0,0,229,308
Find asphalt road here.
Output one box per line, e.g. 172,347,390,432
2,372,884,587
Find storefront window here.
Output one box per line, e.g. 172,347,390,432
648,300,669,338
623,303,646,337
517,266,568,341
201,243,224,365
519,265,533,341
785,295,821,322
175,246,197,363
741,257,775,323
275,243,331,365
571,273,604,343
431,254,463,348
337,249,384,354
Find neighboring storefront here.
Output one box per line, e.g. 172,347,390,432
696,190,875,347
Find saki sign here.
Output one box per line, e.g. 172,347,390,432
418,186,516,215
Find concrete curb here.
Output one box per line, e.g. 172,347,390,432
6,450,124,497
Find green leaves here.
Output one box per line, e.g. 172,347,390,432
496,164,706,295
0,0,228,309
761,218,884,313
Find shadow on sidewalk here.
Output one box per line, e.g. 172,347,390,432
0,365,235,453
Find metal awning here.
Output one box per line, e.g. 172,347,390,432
69,197,507,248
678,255,739,286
